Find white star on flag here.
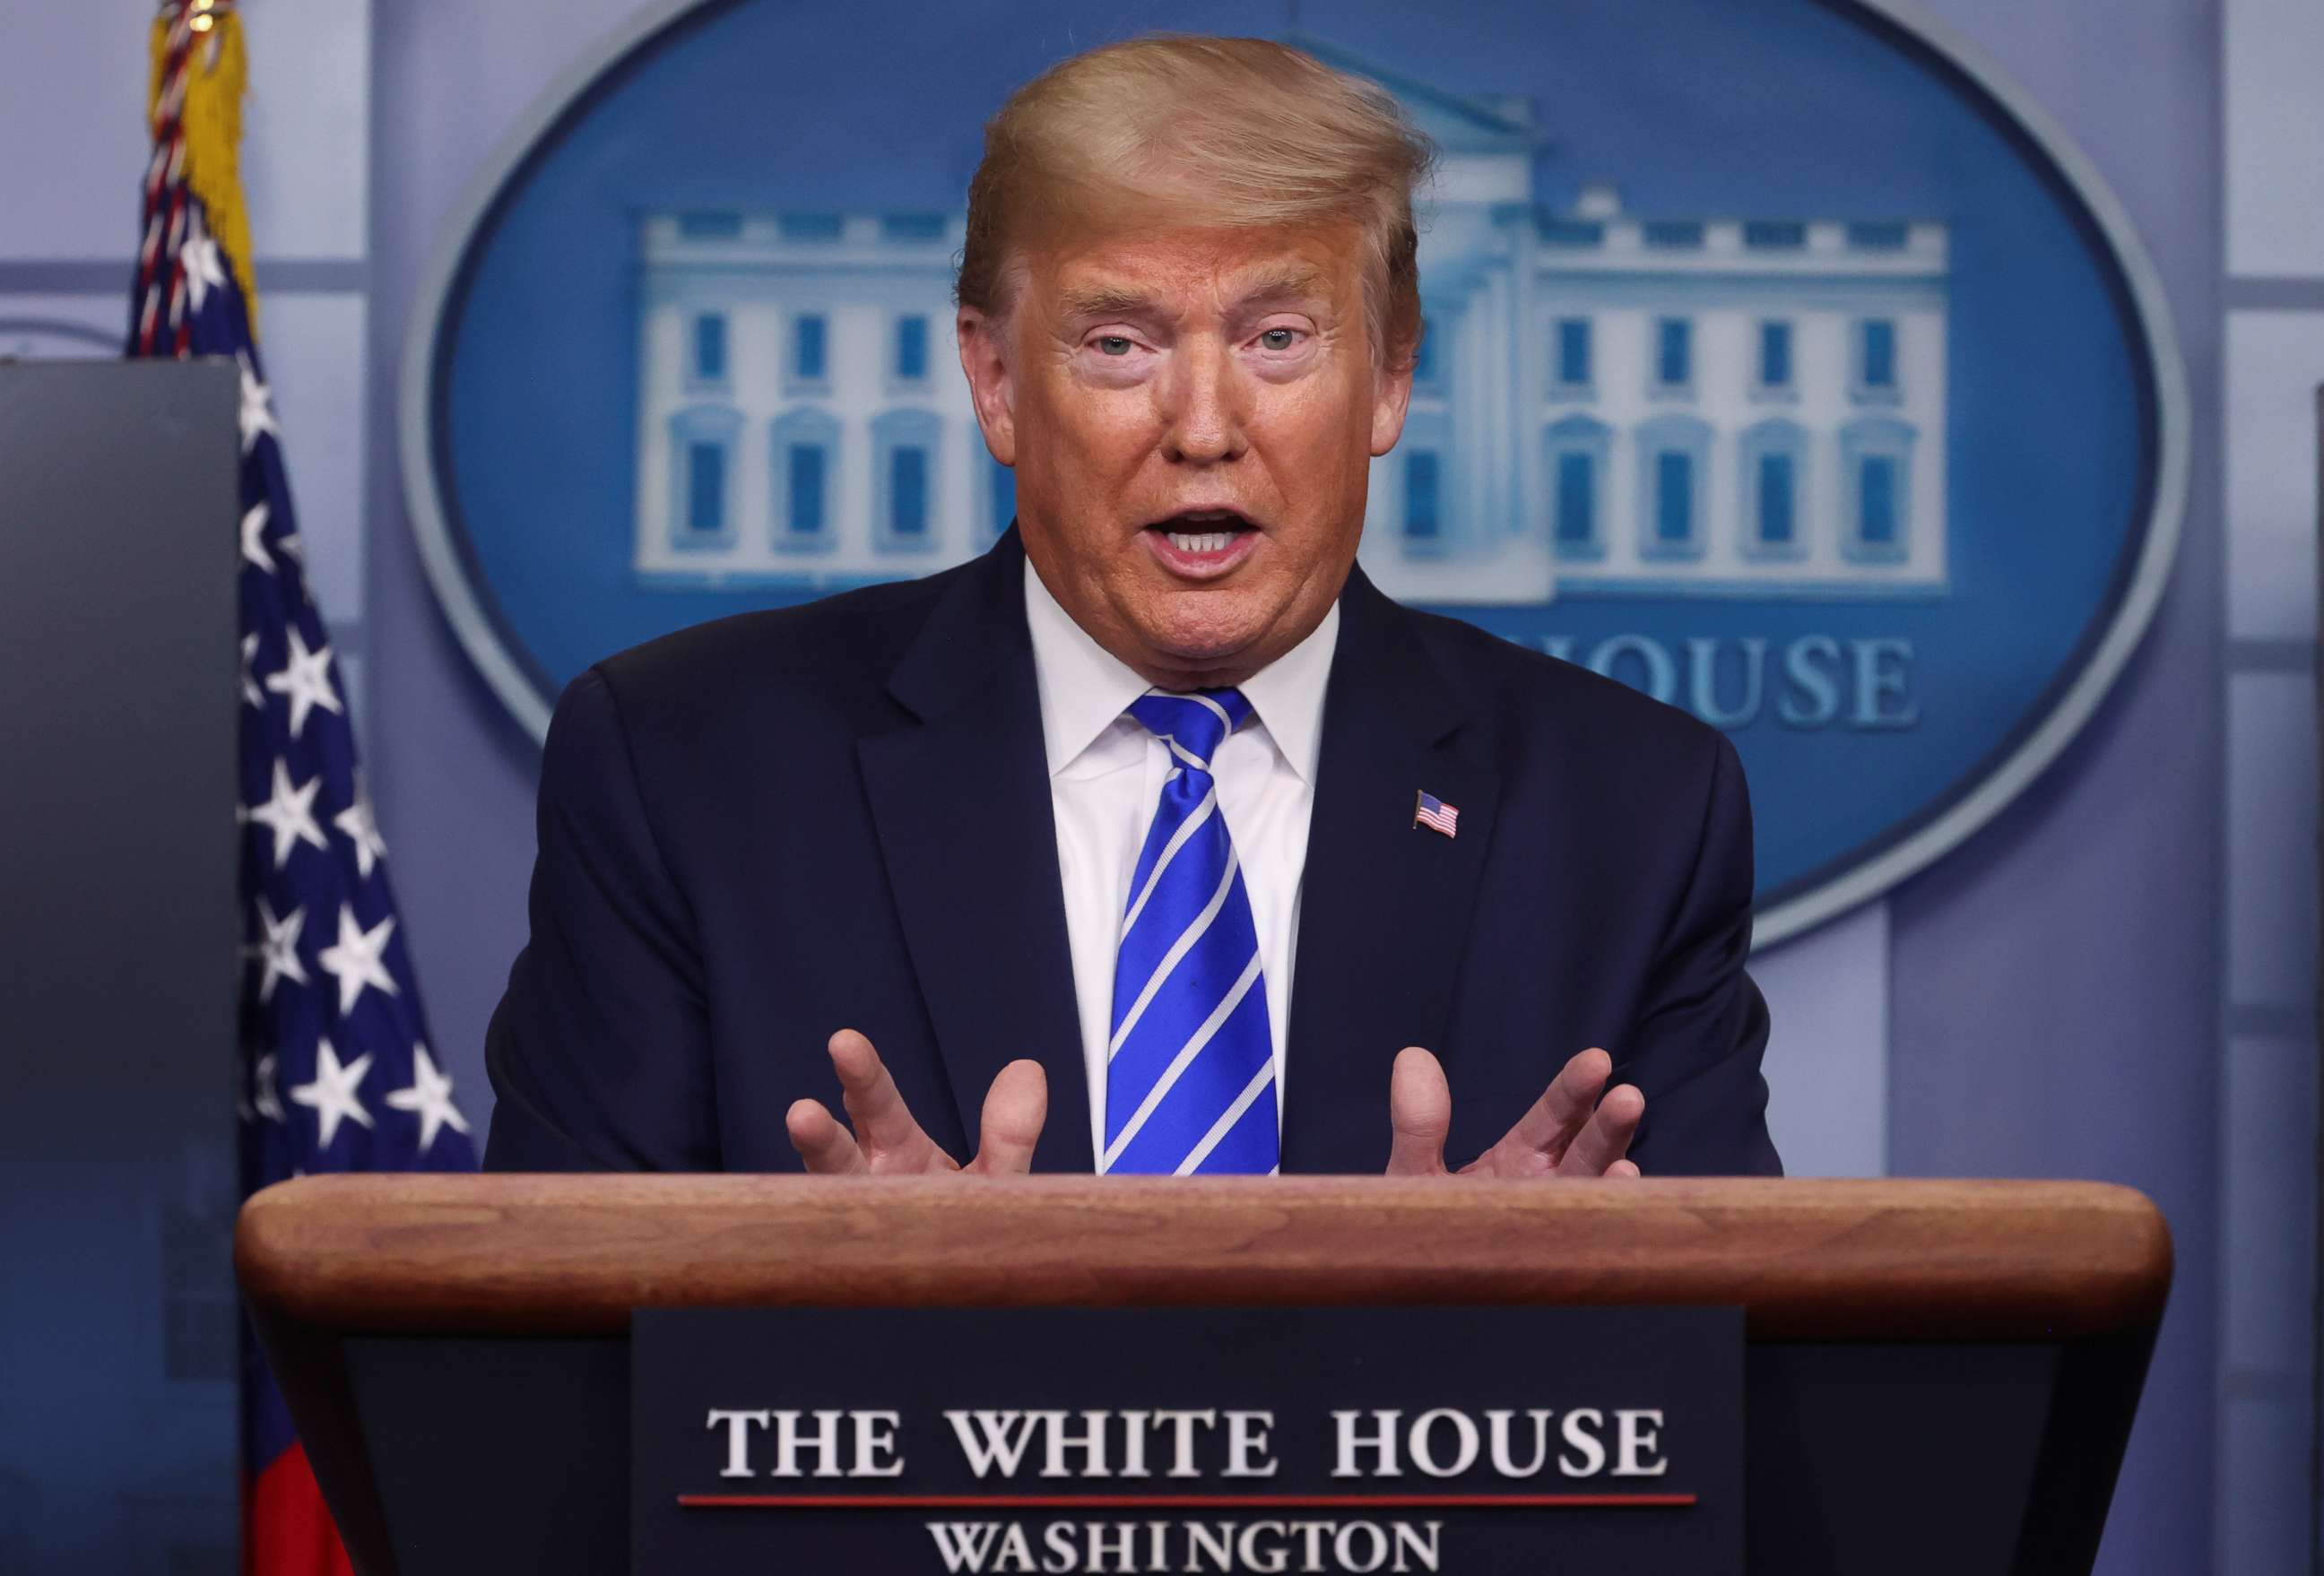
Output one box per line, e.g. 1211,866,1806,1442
264,627,343,739
240,500,273,573
253,1052,284,1123
237,351,280,455
182,224,227,314
248,897,309,1004
318,902,399,1017
239,632,264,709
334,780,389,881
247,758,328,869
385,1045,472,1155
289,1039,375,1148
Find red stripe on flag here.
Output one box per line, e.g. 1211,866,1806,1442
245,1442,355,1576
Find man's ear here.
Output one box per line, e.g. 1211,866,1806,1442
957,307,1017,467
1369,351,1414,458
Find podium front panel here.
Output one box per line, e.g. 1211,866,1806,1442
238,1175,2172,1575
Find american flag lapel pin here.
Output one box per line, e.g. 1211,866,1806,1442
1413,790,1460,839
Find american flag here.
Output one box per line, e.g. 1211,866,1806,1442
128,5,474,1571
1413,790,1460,839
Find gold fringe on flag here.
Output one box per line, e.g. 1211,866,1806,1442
148,2,257,333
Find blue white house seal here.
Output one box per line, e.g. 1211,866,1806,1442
402,0,2187,944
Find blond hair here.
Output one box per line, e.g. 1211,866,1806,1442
956,35,1435,371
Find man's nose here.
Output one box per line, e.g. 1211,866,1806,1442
1160,338,1247,465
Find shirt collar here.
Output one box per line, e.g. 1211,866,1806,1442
1022,558,1340,785
1235,593,1337,787
1024,559,1149,776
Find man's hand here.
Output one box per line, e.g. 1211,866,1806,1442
1384,1045,1643,1178
784,1028,1047,1174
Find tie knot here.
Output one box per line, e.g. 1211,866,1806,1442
1125,688,1251,773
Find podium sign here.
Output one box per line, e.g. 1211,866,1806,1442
632,1306,1741,1573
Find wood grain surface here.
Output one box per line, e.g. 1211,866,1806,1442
235,1174,2170,1341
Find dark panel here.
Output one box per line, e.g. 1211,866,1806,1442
0,361,241,1568
348,1337,628,1572
345,1333,2146,1575
1747,1343,2051,1574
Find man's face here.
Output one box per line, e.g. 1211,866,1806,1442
958,223,1412,689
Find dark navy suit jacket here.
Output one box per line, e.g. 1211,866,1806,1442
482,530,1781,1175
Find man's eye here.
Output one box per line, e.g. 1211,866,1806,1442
1095,335,1133,356
1259,328,1302,351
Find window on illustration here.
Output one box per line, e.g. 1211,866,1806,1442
1656,452,1693,542
1557,319,1591,386
1759,322,1791,389
794,315,828,381
896,316,929,381
790,446,826,534
693,314,727,383
1656,319,1691,388
1404,451,1440,540
1556,451,1594,546
891,447,929,539
687,442,724,535
1859,456,1899,546
1861,320,1897,389
1758,453,1795,545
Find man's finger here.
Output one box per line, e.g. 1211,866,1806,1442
1383,1046,1452,1176
1501,1046,1614,1165
969,1059,1048,1174
785,1097,870,1174
827,1028,931,1159
1557,1083,1645,1178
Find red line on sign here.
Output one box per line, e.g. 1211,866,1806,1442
677,1493,1696,1510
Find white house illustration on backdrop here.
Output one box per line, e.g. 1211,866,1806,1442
630,42,1951,602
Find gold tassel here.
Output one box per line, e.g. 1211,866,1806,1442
148,6,258,336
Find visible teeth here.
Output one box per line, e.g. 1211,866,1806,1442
1166,531,1235,554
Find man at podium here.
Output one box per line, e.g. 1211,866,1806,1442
481,35,1781,1182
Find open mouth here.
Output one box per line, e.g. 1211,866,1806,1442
1144,508,1260,563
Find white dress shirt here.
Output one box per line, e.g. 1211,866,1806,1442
1023,559,1340,1163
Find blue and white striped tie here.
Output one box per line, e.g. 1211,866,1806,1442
1102,688,1278,1175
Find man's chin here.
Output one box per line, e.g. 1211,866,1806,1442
1126,602,1288,687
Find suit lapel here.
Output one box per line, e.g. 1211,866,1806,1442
1283,568,1501,1173
856,533,1095,1173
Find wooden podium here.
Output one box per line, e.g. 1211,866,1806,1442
237,1175,2170,1575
